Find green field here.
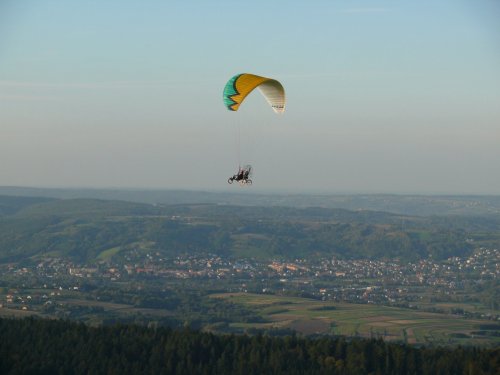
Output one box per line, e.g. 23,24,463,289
0,307,37,318
212,293,500,346
97,246,122,260
0,289,173,324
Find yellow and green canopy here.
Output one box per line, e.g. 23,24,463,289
223,73,285,113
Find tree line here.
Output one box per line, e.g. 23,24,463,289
0,317,498,374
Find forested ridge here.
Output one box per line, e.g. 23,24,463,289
2,187,500,216
2,196,496,263
0,318,498,374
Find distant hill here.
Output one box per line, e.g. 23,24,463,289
1,195,497,264
0,195,56,216
14,197,158,218
1,186,500,216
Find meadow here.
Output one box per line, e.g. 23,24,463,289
212,293,500,346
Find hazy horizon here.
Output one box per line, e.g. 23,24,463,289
2,184,500,197
1,1,499,194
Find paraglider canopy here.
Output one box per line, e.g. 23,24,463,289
223,73,285,113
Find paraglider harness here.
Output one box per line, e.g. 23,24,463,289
228,166,252,185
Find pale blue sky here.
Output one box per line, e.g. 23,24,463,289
1,0,499,193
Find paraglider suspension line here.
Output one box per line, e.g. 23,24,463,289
237,118,241,169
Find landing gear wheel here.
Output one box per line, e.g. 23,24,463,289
246,179,252,185
228,178,234,184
